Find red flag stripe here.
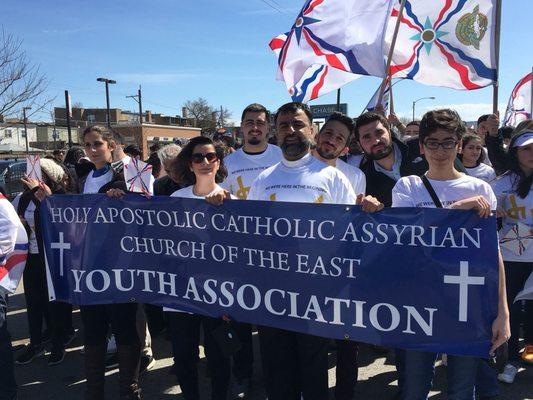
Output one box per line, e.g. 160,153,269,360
0,253,27,281
302,29,347,72
311,66,328,100
391,41,422,76
434,41,481,90
392,8,422,32
304,0,325,15
433,0,453,28
269,38,285,50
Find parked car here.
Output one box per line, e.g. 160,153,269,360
0,161,26,200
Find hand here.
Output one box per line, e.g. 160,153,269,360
35,183,52,202
106,188,126,198
496,207,507,218
205,189,231,206
450,196,492,218
356,194,384,213
489,311,510,355
486,114,499,137
388,113,400,127
21,175,40,191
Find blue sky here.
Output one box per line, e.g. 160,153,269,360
3,0,532,123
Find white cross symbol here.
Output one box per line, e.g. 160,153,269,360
51,232,71,276
443,261,485,322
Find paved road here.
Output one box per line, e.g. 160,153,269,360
7,286,532,399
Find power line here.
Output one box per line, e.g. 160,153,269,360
258,0,289,15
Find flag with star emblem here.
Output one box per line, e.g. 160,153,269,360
269,0,394,103
386,0,497,90
503,72,532,127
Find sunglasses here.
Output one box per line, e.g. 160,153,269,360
191,152,218,164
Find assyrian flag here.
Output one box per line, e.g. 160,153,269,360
386,0,497,90
366,78,392,113
269,0,394,103
0,195,28,293
503,72,532,127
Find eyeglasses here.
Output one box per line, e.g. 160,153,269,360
423,140,458,150
191,152,218,164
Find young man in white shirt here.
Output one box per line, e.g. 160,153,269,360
222,103,282,399
312,111,366,196
391,109,510,400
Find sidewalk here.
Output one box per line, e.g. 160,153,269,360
7,285,532,399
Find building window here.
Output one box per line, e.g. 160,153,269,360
4,129,12,138
88,114,95,122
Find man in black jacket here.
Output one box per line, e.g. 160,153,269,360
356,112,427,207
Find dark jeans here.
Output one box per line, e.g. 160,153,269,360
335,339,359,400
166,312,230,400
49,300,73,351
403,350,478,400
80,303,140,346
0,290,17,400
505,261,533,361
232,322,253,381
23,253,50,346
258,325,329,400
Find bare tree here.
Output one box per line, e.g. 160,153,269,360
0,28,52,119
217,106,233,127
183,97,215,129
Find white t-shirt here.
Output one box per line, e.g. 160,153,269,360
248,153,357,205
465,163,496,183
83,169,114,194
222,144,282,199
491,172,533,262
11,194,38,254
335,158,366,195
392,174,497,210
167,184,236,312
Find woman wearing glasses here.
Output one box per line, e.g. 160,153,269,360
167,136,235,400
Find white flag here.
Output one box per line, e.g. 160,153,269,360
270,0,393,102
503,72,532,127
386,0,496,90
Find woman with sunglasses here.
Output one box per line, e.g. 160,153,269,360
167,136,235,400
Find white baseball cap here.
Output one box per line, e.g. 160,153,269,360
512,132,533,148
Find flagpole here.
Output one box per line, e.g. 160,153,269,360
530,66,533,119
377,0,407,107
336,89,341,112
492,0,502,114
389,77,395,116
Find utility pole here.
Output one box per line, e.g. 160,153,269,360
65,90,72,146
126,85,143,124
96,77,116,128
22,106,32,153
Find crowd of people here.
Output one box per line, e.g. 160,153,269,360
0,101,532,400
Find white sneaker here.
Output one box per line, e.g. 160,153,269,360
497,363,518,384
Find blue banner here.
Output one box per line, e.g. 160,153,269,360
41,194,499,357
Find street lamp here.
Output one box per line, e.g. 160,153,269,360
22,106,32,153
412,97,436,121
96,77,116,127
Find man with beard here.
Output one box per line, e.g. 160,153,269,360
312,112,366,196
223,103,282,200
246,103,381,400
356,112,428,208
221,103,282,399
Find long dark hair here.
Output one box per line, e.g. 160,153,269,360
171,136,227,186
458,134,484,166
506,120,533,198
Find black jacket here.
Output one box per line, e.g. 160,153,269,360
485,134,508,176
153,175,183,196
360,136,428,207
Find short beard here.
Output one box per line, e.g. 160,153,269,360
365,144,393,161
316,145,339,160
281,136,313,160
247,137,261,146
